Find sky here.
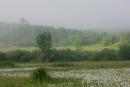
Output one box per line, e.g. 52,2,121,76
0,0,130,30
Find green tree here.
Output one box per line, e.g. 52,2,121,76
36,32,52,62
36,32,52,51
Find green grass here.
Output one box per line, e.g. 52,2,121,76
82,43,120,51
0,61,129,87
0,61,15,68
17,61,130,71
55,42,121,51
0,76,100,87
0,42,121,52
0,46,37,52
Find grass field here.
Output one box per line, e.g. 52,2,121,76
1,61,130,70
0,42,129,87
0,42,121,52
0,76,109,87
16,61,130,70
0,47,37,52
0,61,130,87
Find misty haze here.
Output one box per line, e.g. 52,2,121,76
0,0,130,87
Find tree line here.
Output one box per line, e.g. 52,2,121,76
0,32,130,62
0,22,130,47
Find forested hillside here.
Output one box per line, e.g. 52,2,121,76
0,22,129,47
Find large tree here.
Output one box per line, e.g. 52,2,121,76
36,32,52,51
36,32,52,62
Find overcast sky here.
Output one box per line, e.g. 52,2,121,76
0,0,130,30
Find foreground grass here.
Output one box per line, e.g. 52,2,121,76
0,68,129,87
0,77,100,87
0,61,130,87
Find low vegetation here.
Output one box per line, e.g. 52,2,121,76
0,61,15,68
17,61,130,70
0,67,130,87
0,26,130,87
0,43,129,62
31,68,51,81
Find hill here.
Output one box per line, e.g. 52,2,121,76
0,22,129,49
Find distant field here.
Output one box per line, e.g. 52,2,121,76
0,47,37,52
55,42,120,51
0,42,121,52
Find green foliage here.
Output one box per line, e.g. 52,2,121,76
0,47,127,62
36,32,53,62
119,43,130,60
47,49,90,61
91,49,118,61
36,32,52,51
31,68,50,81
7,50,32,62
31,50,42,62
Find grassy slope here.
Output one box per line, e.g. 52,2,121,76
0,47,37,52
56,42,121,51
0,41,122,52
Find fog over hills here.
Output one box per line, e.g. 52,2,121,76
0,0,130,32
0,22,129,47
0,0,130,47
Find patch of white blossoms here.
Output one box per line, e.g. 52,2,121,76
50,68,130,87
0,68,130,87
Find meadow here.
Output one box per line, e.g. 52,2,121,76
0,42,120,52
0,61,130,87
0,39,129,87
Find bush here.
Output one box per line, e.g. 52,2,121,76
31,68,50,81
7,50,32,62
31,50,42,62
91,49,118,61
31,49,119,62
50,49,91,61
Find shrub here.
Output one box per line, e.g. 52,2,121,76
31,50,42,62
31,68,50,81
51,49,90,61
7,50,32,62
92,49,118,61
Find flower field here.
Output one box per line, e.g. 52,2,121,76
0,68,130,87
